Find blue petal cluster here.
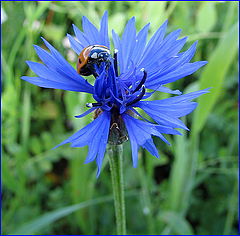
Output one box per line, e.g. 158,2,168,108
22,12,209,176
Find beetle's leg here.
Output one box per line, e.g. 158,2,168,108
93,71,99,78
88,64,99,78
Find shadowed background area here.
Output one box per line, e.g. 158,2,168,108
2,1,238,235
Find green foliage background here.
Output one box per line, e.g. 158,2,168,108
2,1,238,235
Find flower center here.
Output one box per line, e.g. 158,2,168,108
85,49,147,114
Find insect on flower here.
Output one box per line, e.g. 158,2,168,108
22,12,209,177
77,45,111,77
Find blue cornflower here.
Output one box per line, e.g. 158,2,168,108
22,12,209,176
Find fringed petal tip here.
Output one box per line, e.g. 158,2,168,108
74,107,96,118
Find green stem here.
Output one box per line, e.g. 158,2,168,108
108,144,126,235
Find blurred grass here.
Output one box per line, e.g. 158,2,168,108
2,1,238,235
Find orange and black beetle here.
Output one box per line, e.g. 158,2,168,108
77,45,111,77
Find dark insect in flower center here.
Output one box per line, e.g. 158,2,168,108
78,46,148,145
84,48,148,114
77,45,111,77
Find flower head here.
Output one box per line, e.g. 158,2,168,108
22,12,209,176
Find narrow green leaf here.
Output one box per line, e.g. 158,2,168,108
192,23,238,135
12,191,138,235
168,123,190,213
12,196,114,235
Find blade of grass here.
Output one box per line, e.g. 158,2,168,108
179,21,239,218
192,22,238,135
168,118,191,214
12,191,138,235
